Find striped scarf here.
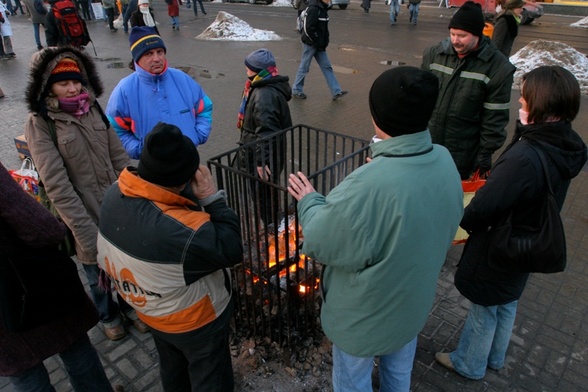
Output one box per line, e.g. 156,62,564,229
237,66,278,130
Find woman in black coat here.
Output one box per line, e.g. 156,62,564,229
492,0,525,57
435,66,587,380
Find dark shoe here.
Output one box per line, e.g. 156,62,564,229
37,45,44,50
104,324,127,341
131,318,150,333
110,28,118,32
332,90,348,101
113,385,125,392
6,53,16,59
292,91,307,99
435,352,456,372
203,10,207,14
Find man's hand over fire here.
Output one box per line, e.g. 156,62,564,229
288,172,316,201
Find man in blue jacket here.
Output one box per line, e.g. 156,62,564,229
288,67,464,391
106,27,213,159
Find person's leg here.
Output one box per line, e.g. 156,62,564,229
314,49,343,97
488,300,518,370
3,36,14,57
413,4,419,23
389,0,398,24
81,263,125,340
152,334,191,391
107,8,116,30
378,337,417,392
8,363,56,392
197,0,206,14
292,43,315,96
59,335,114,392
33,23,43,49
331,344,374,392
449,302,498,380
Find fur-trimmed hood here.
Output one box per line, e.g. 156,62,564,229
25,46,104,115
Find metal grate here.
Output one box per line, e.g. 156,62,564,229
208,124,369,346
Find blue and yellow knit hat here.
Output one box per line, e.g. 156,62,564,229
129,26,166,63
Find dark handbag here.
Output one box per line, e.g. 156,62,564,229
0,243,88,332
487,143,566,274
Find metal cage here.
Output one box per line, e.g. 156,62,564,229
207,124,369,346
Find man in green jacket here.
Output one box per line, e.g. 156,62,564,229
422,1,515,180
288,67,464,391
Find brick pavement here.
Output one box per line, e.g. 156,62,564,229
1,2,587,391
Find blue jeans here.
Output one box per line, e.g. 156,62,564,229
408,3,419,23
8,335,114,392
292,43,343,98
450,300,518,380
188,0,206,15
33,23,43,48
82,263,133,328
171,16,180,28
332,337,417,392
389,0,399,24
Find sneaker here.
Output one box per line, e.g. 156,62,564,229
292,91,307,99
332,90,348,101
104,324,127,341
6,53,16,59
131,318,150,333
434,352,456,372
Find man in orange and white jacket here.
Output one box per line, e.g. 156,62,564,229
97,122,242,392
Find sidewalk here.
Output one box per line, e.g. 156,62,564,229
1,4,587,391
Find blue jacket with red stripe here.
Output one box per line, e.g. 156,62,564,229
97,168,242,333
106,62,213,159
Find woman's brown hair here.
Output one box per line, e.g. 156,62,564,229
521,65,580,124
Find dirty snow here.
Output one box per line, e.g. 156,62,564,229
570,15,588,28
510,40,588,95
196,11,282,40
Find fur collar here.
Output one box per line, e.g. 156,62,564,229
25,47,103,116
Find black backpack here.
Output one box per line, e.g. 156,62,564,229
52,0,91,48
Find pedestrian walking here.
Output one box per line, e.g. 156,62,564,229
388,0,399,25
435,65,587,381
22,0,47,50
186,0,206,16
292,0,348,100
0,2,16,59
408,0,421,25
165,0,180,30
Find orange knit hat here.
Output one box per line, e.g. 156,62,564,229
48,58,83,85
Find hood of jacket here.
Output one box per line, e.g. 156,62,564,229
514,120,588,180
251,75,292,102
25,46,104,115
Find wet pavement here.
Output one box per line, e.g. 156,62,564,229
1,1,587,391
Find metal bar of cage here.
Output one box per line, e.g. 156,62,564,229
207,125,369,347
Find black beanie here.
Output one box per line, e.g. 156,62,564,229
448,1,485,38
369,67,439,137
138,123,200,187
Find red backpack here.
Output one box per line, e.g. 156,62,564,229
52,0,91,47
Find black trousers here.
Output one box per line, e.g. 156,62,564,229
150,302,234,392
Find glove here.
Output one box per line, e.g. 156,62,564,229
475,149,492,176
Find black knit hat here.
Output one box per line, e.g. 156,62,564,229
448,1,485,38
369,67,439,137
138,123,200,187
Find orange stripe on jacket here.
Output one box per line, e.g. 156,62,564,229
137,295,217,333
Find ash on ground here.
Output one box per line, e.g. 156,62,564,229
510,40,588,95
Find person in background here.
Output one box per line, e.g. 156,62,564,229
24,47,148,342
435,65,587,380
97,123,243,392
408,0,421,25
0,1,16,59
186,0,206,17
421,1,515,180
0,162,124,392
492,0,524,57
235,49,292,226
122,0,137,33
77,0,92,20
361,0,370,13
22,0,48,50
288,66,464,392
292,0,348,101
292,0,306,31
130,0,158,33
388,0,399,25
102,0,117,32
11,0,24,14
107,26,213,159
166,0,180,30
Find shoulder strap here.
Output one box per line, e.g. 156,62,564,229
527,142,555,196
45,116,58,147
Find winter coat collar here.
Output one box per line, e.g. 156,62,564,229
370,130,434,159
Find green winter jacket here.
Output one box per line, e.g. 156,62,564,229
296,131,463,357
422,36,515,179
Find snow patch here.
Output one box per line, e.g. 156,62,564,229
196,11,282,41
510,40,588,95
